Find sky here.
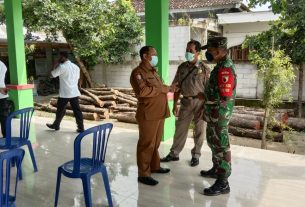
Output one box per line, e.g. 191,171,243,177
243,0,271,11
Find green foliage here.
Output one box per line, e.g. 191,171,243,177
247,0,305,65
1,0,143,67
248,50,295,107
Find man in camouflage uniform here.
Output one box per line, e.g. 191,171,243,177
160,40,210,167
200,37,237,196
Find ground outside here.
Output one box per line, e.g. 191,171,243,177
14,113,305,207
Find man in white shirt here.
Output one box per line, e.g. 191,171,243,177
46,52,84,132
0,60,9,137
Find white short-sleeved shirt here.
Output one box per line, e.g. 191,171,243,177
51,60,81,98
0,61,8,99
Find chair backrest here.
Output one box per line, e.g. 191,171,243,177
5,107,34,146
0,149,25,207
73,123,113,174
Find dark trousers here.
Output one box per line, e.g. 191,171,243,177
0,98,9,137
53,97,84,130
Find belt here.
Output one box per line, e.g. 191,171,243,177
182,96,198,100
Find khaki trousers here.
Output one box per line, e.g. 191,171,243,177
137,118,165,177
170,98,206,159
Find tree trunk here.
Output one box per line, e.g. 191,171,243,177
298,64,304,118
80,88,104,107
110,113,137,124
229,126,283,142
261,107,270,149
229,117,261,130
75,57,94,88
287,117,305,131
117,97,137,107
66,42,94,88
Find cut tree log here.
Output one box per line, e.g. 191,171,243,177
232,113,264,124
229,117,261,130
86,90,113,96
110,113,137,124
229,126,283,142
75,57,94,88
80,88,104,107
110,106,137,113
287,117,305,131
49,99,110,119
113,89,138,102
117,97,137,107
97,95,117,101
78,99,93,105
40,105,100,121
103,101,117,108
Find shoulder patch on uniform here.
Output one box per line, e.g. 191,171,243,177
136,73,142,80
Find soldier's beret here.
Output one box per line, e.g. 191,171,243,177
201,37,228,50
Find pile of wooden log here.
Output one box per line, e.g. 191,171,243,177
34,87,138,124
228,106,298,142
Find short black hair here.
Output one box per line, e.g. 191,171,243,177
139,46,154,60
187,40,202,52
59,51,69,58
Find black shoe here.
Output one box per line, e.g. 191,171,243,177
76,128,85,133
152,167,170,174
138,176,158,186
160,154,179,162
203,179,230,196
200,167,217,178
46,123,60,131
190,158,199,167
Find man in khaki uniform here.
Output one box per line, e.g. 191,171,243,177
161,40,210,167
130,46,176,186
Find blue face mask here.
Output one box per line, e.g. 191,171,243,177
205,51,214,62
185,52,195,62
150,56,158,67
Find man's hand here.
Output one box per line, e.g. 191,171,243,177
169,83,179,93
197,92,204,100
173,104,179,117
0,88,8,95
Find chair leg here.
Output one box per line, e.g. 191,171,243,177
81,176,93,207
54,168,62,207
27,142,38,172
101,169,113,207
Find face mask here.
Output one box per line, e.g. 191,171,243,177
205,51,214,62
185,52,195,62
150,56,158,67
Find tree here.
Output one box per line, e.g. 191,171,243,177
248,0,305,117
1,0,143,87
243,41,295,148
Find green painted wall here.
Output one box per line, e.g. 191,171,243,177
5,0,33,109
145,0,175,141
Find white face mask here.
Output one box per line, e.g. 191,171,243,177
185,52,195,62
150,56,158,67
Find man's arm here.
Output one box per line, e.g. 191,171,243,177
217,67,235,106
50,65,63,78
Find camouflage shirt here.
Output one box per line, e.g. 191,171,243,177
203,57,237,124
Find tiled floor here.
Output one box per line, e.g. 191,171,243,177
12,116,305,207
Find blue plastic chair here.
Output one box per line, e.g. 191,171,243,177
0,107,37,173
54,123,114,207
0,149,25,207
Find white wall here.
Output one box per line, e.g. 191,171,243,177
235,63,258,99
222,22,272,48
169,26,190,61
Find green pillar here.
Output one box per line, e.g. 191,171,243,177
5,0,33,110
145,0,175,141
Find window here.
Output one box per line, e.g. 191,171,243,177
229,45,249,61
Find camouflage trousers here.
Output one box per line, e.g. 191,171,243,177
206,121,231,179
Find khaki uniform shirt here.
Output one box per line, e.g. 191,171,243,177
130,63,170,121
173,61,210,97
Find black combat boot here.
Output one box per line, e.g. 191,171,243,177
203,178,230,196
200,167,217,178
